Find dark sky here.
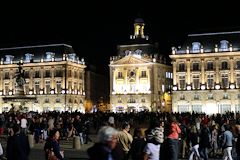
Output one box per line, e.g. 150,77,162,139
0,1,239,75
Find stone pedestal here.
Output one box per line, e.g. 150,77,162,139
28,134,34,148
73,136,81,150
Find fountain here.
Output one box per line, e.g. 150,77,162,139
3,61,36,112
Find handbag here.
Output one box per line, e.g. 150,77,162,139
48,150,58,160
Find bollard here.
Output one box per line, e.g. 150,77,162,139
28,134,34,148
73,136,81,150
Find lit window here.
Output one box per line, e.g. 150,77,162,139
220,40,229,51
192,42,201,53
5,55,14,64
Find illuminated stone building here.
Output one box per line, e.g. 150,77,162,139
0,44,86,113
109,18,172,112
170,31,240,114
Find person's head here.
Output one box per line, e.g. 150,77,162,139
133,127,142,138
97,126,118,150
122,122,130,132
49,129,60,140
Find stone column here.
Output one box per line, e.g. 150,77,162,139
201,59,205,84
173,61,177,85
187,59,191,85
215,58,219,84
230,57,234,83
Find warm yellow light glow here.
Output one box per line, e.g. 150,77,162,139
205,103,218,114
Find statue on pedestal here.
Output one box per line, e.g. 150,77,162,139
15,61,26,95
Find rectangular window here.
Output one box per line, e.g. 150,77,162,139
221,61,228,70
5,72,9,79
236,61,240,69
4,83,9,95
45,70,51,77
179,75,185,90
117,72,123,78
179,63,185,72
207,62,213,70
56,80,61,94
178,105,189,113
35,81,40,94
141,71,147,77
55,69,62,77
193,63,199,71
221,74,228,88
24,82,29,95
192,105,202,113
194,94,200,100
207,74,214,89
193,75,200,89
220,104,231,114
237,74,240,88
45,80,50,94
35,71,40,78
74,71,78,78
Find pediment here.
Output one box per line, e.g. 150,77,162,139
111,55,152,65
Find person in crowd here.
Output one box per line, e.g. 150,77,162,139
87,126,124,160
6,124,30,160
129,127,146,160
143,128,162,160
210,125,219,158
44,129,64,160
118,122,133,160
165,115,181,160
222,124,233,160
188,125,200,160
199,124,210,160
20,114,28,134
236,124,240,160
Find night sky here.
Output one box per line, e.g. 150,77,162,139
0,2,239,75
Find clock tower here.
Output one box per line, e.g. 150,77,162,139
109,18,173,113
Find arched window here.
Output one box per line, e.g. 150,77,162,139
192,42,201,53
220,40,229,51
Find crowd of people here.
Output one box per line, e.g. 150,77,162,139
0,110,240,160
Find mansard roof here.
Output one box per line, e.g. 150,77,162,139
173,31,240,54
0,43,75,61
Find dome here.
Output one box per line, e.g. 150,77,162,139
134,18,144,23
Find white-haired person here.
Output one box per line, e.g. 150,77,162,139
87,126,125,160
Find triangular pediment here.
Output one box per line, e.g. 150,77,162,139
111,55,152,65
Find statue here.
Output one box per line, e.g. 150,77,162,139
15,61,26,87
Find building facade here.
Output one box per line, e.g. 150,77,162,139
0,44,86,113
109,18,172,112
170,31,240,114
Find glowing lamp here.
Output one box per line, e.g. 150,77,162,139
215,84,220,90
201,85,206,90
172,86,177,91
29,90,33,95
186,85,191,90
230,84,235,89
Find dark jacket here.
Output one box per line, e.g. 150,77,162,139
7,133,30,160
87,143,124,160
44,138,63,160
129,137,146,160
